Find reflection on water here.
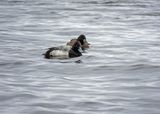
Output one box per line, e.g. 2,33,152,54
0,0,160,114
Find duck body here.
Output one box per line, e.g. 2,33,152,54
57,45,72,51
44,41,82,59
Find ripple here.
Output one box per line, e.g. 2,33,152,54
0,93,38,102
128,64,160,71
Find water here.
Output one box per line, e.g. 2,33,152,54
0,0,160,114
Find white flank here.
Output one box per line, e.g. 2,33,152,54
50,50,69,59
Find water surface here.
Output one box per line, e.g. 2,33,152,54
0,0,160,114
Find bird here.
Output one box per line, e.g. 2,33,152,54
44,40,82,59
66,34,90,51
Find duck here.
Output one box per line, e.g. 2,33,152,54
66,34,90,51
46,34,90,53
44,40,82,59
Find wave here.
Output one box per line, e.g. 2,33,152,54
127,63,160,70
95,63,160,72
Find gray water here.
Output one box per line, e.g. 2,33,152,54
0,0,160,114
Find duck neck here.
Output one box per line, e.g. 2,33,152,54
69,48,82,58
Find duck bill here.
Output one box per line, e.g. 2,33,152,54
83,41,91,49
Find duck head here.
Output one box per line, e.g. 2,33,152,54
77,34,90,50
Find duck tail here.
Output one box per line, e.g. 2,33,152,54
44,49,51,59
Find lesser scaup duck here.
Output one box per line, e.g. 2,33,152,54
67,34,90,51
44,40,82,59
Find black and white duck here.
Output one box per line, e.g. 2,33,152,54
44,40,82,59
